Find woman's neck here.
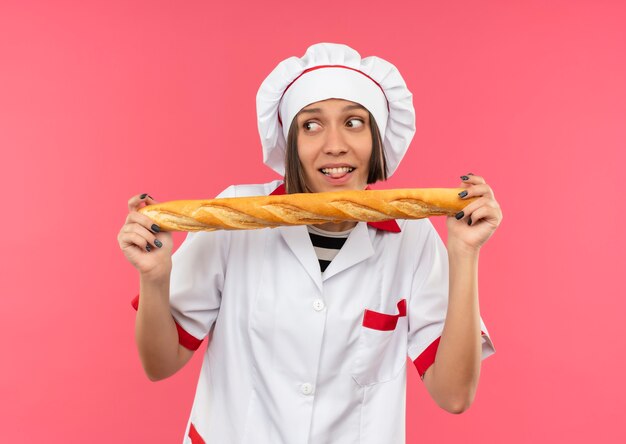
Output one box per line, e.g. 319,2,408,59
312,220,358,232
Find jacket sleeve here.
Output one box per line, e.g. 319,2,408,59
131,185,236,350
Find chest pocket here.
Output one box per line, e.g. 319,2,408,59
351,299,408,386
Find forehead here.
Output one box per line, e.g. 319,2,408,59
299,98,368,115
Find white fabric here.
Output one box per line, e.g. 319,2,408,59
256,43,416,177
311,245,339,262
279,66,389,142
172,181,495,444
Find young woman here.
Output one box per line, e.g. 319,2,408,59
118,43,502,444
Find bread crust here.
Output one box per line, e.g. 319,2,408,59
138,188,474,232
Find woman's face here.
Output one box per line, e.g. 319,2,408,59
296,98,372,193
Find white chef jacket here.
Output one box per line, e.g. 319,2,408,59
132,180,495,444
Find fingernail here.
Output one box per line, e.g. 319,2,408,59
467,173,474,176
458,190,468,198
140,193,148,199
154,239,162,248
460,176,469,181
146,244,151,252
468,217,473,226
151,224,161,233
148,195,154,199
455,211,464,220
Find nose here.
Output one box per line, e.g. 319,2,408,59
323,125,348,156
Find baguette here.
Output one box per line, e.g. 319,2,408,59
138,188,474,232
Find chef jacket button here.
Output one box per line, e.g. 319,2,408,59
312,299,325,311
300,383,314,395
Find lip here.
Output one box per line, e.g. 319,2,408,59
318,163,355,169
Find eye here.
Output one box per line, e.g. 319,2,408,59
303,121,321,131
346,118,364,128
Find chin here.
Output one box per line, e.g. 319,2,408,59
310,181,367,193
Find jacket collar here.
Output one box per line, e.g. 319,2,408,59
269,183,401,233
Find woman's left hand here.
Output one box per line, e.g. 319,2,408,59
446,173,503,252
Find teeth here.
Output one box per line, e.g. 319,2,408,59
321,167,354,175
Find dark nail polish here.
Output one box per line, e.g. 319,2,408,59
468,217,473,226
151,224,161,233
455,211,464,220
140,193,148,199
460,176,469,181
146,244,151,252
458,190,468,198
148,195,154,199
154,239,162,248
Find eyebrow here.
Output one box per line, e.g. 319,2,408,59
299,104,367,114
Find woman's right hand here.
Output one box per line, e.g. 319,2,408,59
118,194,174,280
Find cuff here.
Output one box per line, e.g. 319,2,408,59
413,336,441,378
412,330,490,379
131,294,204,351
188,423,205,444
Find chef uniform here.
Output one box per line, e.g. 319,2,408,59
132,43,495,444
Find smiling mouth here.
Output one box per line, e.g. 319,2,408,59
319,167,355,176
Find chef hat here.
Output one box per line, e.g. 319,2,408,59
256,43,416,177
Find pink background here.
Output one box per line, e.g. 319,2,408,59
1,0,624,442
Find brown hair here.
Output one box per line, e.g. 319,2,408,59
284,112,388,194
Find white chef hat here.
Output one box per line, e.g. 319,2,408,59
256,42,416,177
